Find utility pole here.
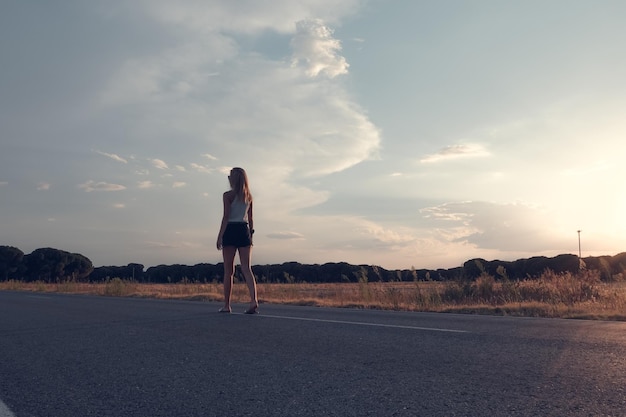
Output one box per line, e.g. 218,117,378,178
577,230,582,258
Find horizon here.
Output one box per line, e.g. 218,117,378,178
4,244,624,272
2,1,626,270
83,249,626,271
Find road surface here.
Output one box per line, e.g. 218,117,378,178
1,291,625,416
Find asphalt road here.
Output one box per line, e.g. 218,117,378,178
0,291,625,417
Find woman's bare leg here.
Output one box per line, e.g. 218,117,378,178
222,246,237,311
238,246,258,310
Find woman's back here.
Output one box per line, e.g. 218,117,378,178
228,194,249,223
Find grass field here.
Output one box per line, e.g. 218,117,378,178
2,270,625,320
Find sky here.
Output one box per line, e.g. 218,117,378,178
1,0,625,270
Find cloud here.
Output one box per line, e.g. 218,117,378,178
79,181,126,192
257,214,438,268
0,181,8,186
291,19,349,78
134,0,361,35
144,240,198,249
82,0,382,267
97,5,379,184
138,180,156,189
144,241,179,249
420,202,474,223
420,144,490,163
175,165,186,172
190,163,213,174
420,201,567,252
151,159,168,169
172,181,187,188
113,203,126,209
96,150,128,164
99,40,237,106
359,220,417,247
37,182,51,191
266,231,306,240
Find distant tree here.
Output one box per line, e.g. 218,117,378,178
0,246,24,281
463,259,488,280
22,248,93,282
144,264,220,283
583,252,626,281
127,263,144,281
90,263,145,282
610,252,626,278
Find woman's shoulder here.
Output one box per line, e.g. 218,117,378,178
223,190,235,201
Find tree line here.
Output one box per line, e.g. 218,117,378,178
0,246,93,282
1,245,625,284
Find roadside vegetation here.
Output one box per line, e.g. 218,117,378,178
2,270,625,320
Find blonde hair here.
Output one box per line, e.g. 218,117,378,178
229,167,252,203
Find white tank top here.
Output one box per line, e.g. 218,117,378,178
228,196,249,223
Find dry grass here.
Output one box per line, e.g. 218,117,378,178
2,271,625,320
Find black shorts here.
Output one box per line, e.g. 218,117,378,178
222,222,252,248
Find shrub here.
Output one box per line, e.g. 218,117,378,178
102,278,136,297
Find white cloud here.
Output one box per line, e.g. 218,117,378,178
172,181,187,188
134,0,361,35
138,180,156,189
420,203,474,223
96,150,128,164
144,240,198,249
255,214,442,268
266,231,305,240
144,241,178,249
151,159,169,170
97,4,379,184
420,144,491,163
190,163,213,174
60,0,383,266
0,181,8,186
359,220,417,247
79,181,126,192
420,201,567,252
291,19,349,79
113,203,126,209
37,182,51,191
102,43,232,106
213,60,380,179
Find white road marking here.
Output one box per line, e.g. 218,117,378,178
236,313,469,333
0,400,15,417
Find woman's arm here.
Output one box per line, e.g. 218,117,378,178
216,191,232,250
247,200,254,240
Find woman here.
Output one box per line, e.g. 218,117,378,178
216,167,259,314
